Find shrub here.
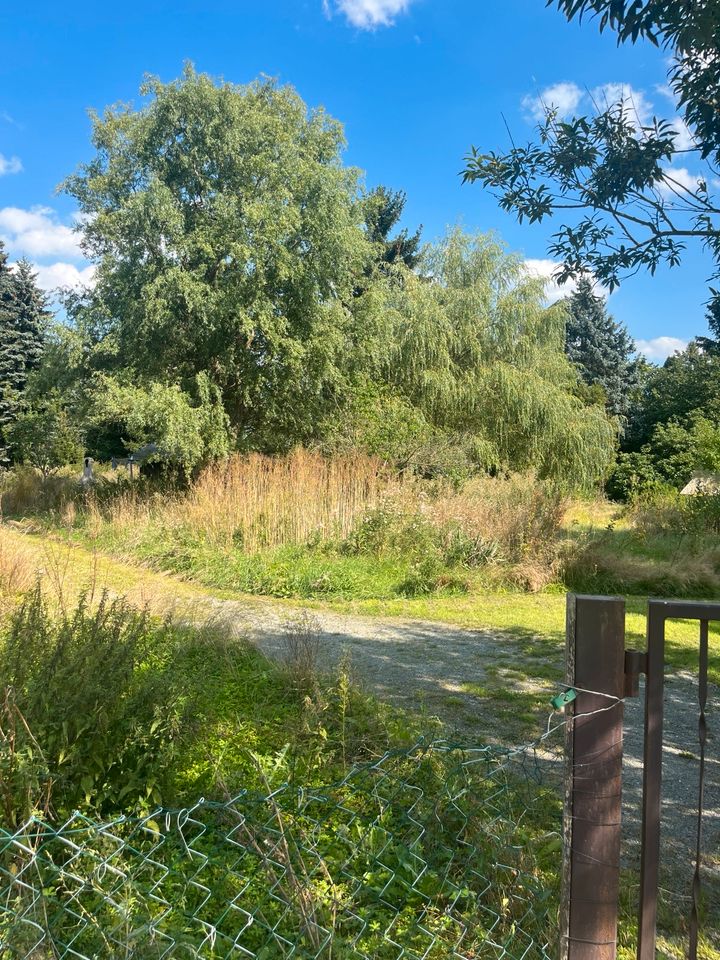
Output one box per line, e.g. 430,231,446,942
0,587,185,823
6,398,83,477
83,373,231,477
629,488,720,537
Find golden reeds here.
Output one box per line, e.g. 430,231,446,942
97,449,389,552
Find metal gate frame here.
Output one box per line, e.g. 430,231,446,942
637,600,717,960
562,595,718,960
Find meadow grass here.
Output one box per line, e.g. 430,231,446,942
1,523,717,958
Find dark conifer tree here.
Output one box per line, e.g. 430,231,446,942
11,259,47,372
364,186,422,270
563,277,639,423
0,248,48,463
697,293,720,355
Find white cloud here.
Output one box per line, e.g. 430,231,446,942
591,82,654,128
524,258,588,304
0,153,22,176
0,205,84,260
522,83,584,122
31,261,96,293
636,336,687,362
329,0,413,28
657,166,705,199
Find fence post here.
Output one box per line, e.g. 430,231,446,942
561,594,626,960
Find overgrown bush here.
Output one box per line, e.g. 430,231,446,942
0,580,424,826
629,488,720,537
0,587,185,823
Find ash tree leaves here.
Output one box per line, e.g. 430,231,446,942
463,1,720,302
551,1,720,162
463,106,718,292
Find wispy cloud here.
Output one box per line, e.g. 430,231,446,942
590,82,653,128
0,153,22,176
636,336,687,362
327,0,414,29
0,205,84,259
522,83,583,122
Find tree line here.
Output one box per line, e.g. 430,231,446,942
2,7,719,497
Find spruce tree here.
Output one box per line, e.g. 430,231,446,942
563,278,639,422
0,249,48,463
12,259,48,373
364,186,422,270
697,295,720,355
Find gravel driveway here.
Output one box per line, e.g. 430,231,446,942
209,599,719,892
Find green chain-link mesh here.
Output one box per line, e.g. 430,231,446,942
0,739,563,959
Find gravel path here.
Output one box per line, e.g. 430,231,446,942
207,598,719,888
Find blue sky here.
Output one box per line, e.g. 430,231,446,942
0,0,712,361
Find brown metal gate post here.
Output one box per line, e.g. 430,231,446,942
561,595,626,960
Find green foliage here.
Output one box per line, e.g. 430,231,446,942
57,68,617,488
0,581,416,827
320,384,435,469
627,342,720,450
63,66,373,450
465,1,720,302
0,741,562,960
0,588,182,822
563,277,639,421
550,1,720,160
6,398,83,477
378,229,617,485
0,250,49,465
610,341,720,496
83,373,230,474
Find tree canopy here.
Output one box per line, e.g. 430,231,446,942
375,230,617,484
64,66,373,450
463,1,720,303
14,68,618,487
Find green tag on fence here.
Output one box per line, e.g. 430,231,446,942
551,688,577,710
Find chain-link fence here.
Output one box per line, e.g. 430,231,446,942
0,738,564,959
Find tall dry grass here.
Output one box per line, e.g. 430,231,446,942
0,529,35,612
87,450,391,552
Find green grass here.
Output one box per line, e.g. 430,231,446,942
4,524,718,687
2,527,718,959
0,582,563,960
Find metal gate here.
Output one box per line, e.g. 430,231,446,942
561,595,718,960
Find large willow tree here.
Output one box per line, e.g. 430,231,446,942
378,230,617,485
63,66,372,450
